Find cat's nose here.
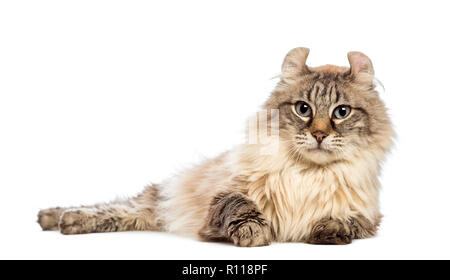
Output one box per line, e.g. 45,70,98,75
312,130,328,143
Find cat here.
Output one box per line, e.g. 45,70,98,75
38,47,393,246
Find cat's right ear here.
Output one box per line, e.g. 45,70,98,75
347,51,375,85
281,47,310,78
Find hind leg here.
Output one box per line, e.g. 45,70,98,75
37,207,67,231
38,185,163,235
58,202,158,234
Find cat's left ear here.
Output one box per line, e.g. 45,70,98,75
347,51,374,85
281,47,310,78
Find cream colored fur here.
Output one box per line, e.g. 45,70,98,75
157,48,393,242
160,128,391,241
38,47,393,244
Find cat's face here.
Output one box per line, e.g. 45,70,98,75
265,48,393,165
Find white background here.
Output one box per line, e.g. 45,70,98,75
1,0,449,260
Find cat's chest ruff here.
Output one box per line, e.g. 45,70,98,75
247,163,378,241
265,165,346,206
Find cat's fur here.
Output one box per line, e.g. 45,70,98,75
38,47,393,246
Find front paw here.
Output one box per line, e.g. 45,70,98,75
230,221,272,247
308,218,352,245
59,210,94,235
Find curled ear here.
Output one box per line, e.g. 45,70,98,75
347,51,374,84
281,47,310,77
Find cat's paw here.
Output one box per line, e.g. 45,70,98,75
59,210,94,235
230,221,272,247
37,207,64,231
308,218,353,245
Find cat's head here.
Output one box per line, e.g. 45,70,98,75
264,47,393,165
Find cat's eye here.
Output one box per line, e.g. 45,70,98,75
333,105,351,119
295,102,312,117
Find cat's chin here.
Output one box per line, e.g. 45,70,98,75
299,149,340,165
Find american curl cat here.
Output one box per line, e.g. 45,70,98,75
38,47,393,246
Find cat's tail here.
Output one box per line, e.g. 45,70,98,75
37,184,164,234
